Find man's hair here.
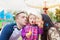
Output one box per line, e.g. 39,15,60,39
15,11,28,20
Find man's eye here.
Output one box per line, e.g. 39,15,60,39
22,16,25,18
29,17,32,19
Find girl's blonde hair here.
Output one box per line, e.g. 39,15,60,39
28,9,42,19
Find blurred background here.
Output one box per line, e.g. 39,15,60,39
0,0,60,30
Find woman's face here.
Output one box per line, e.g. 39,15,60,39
36,17,44,28
29,15,36,25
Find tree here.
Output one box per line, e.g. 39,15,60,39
47,11,56,22
13,11,17,20
55,8,60,22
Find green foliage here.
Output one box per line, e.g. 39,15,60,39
55,8,60,22
48,11,56,22
13,11,17,20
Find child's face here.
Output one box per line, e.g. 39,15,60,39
29,15,36,25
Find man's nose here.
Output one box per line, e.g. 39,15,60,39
24,17,27,20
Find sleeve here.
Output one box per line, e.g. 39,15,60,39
39,28,43,35
0,24,13,40
48,27,60,40
21,28,26,38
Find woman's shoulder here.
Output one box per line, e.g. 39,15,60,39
48,27,57,34
49,27,56,31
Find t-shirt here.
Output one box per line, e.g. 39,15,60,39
21,24,43,40
9,26,22,40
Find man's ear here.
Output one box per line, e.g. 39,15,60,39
15,19,18,22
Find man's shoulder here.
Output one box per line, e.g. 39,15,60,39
2,23,16,32
0,23,16,40
5,23,16,28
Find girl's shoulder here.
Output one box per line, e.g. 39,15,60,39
25,24,31,28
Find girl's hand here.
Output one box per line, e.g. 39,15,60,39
26,30,32,38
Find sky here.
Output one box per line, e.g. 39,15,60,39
0,0,60,13
0,0,26,11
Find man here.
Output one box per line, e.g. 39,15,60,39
0,11,28,40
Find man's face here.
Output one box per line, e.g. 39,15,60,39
17,13,28,26
29,15,36,25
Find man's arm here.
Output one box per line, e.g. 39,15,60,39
0,24,14,40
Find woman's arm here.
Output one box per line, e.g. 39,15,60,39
48,27,60,40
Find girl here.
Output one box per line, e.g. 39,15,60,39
21,13,43,40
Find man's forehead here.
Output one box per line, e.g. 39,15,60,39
18,13,27,17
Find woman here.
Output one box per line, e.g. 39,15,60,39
41,14,54,40
47,22,60,40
